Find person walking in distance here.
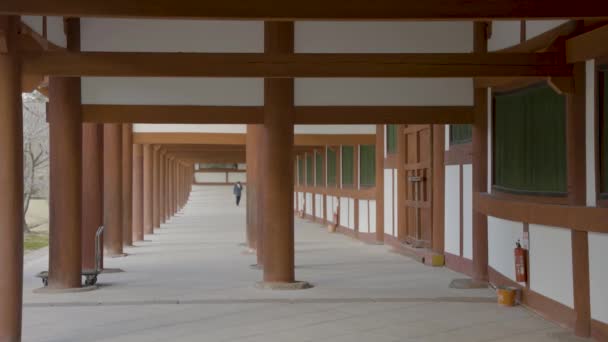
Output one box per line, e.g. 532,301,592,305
233,181,243,206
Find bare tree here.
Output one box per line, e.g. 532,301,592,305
22,91,49,232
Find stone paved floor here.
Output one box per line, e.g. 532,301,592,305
22,186,589,342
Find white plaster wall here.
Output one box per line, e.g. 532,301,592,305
305,193,313,216
295,21,473,53
462,164,473,260
488,216,524,282
82,77,263,106
227,172,246,183
529,224,574,308
359,200,369,233
384,169,394,236
332,196,339,219
349,198,355,229
22,16,43,35
586,60,597,207
195,172,226,183
487,21,521,52
298,192,305,211
315,194,323,218
326,197,333,223
589,232,608,323
294,125,376,134
294,192,296,210
526,20,569,40
237,163,246,170
444,165,460,255
339,197,350,229
47,16,66,48
369,200,377,233
295,79,474,106
134,124,246,133
81,19,263,52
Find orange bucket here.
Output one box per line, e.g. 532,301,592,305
496,287,517,306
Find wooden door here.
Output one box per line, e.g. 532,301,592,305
403,125,433,248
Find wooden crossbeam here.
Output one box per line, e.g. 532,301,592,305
83,105,264,124
294,106,473,124
566,24,608,63
2,0,608,20
83,105,473,124
134,132,375,146
22,52,571,78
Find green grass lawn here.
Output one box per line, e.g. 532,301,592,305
24,232,49,252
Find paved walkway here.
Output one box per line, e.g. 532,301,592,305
22,186,587,342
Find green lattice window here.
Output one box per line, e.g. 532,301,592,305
306,153,313,186
327,148,337,186
386,125,398,154
360,145,376,187
600,67,608,194
493,83,567,195
450,124,472,145
298,156,305,186
342,146,354,187
315,151,323,187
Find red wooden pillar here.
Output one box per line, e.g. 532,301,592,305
261,22,307,288
0,15,24,341
82,123,103,270
160,151,166,224
153,147,161,228
103,124,124,256
375,125,385,243
143,144,153,234
132,144,144,242
472,22,489,283
48,18,83,289
122,124,133,246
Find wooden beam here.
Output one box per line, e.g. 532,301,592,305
295,106,473,124
566,24,608,63
3,0,608,20
84,104,473,124
160,144,245,152
22,51,571,78
134,132,375,146
83,105,264,124
134,133,246,145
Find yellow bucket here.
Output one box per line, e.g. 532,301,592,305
496,287,517,306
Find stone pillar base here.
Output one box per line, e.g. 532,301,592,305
255,281,312,290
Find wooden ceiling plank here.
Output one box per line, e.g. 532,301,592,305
2,0,608,20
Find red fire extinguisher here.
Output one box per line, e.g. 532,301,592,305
514,240,527,283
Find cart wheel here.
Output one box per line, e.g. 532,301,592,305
91,275,97,285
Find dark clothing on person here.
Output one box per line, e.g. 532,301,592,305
233,183,243,206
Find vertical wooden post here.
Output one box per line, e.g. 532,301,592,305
431,125,445,255
246,124,261,251
153,146,160,228
375,125,385,243
472,22,489,283
48,18,83,288
82,123,103,270
0,15,24,341
160,151,165,224
103,123,123,256
397,125,407,242
143,144,153,234
122,124,133,246
132,144,144,242
261,22,307,288
569,62,591,337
